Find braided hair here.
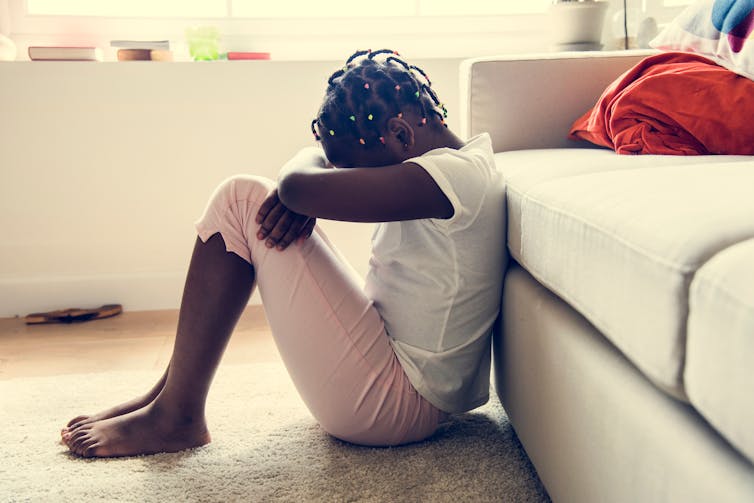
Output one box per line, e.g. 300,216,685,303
311,49,449,149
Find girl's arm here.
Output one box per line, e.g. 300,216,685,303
253,148,328,250
277,149,453,223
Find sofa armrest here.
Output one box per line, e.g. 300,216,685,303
459,50,656,152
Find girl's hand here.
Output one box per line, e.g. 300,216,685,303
255,189,316,250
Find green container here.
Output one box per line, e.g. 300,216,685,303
186,26,220,61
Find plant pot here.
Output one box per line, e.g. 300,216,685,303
549,1,609,51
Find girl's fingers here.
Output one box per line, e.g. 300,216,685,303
303,218,316,238
258,202,286,240
255,189,314,249
264,210,295,247
255,189,279,225
276,216,310,250
295,219,317,246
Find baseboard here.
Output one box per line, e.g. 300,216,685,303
0,272,262,318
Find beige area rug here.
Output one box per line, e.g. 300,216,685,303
1,362,550,502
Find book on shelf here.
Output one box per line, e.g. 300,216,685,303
116,48,173,61
227,52,271,60
110,40,170,50
28,46,103,61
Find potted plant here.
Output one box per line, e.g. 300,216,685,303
549,0,610,51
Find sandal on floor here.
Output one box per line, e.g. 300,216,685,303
25,304,123,325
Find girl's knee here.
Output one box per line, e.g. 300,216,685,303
211,175,275,209
197,175,276,251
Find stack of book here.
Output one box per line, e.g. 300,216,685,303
111,40,173,61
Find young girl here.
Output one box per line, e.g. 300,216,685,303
61,49,505,457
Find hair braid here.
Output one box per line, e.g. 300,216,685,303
313,49,449,148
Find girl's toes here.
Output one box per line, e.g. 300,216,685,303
67,415,89,428
80,439,99,457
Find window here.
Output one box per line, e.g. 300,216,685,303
26,0,554,18
8,1,694,61
11,0,558,60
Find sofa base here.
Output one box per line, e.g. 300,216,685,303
494,264,754,503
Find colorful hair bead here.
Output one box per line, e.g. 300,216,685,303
367,113,373,121
364,83,370,89
379,136,385,144
359,138,366,145
414,91,420,98
421,117,427,125
329,130,335,136
349,115,356,122
397,112,403,119
395,85,401,91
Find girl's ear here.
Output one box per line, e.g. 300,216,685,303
387,116,415,149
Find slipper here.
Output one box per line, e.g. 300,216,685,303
25,304,123,325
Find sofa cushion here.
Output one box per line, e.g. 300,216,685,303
498,149,754,399
686,239,754,463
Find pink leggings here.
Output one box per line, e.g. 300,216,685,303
195,175,446,446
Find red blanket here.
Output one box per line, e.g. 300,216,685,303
569,52,754,155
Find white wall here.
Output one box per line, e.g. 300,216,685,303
0,58,463,317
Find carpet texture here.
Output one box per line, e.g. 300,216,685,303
1,362,550,502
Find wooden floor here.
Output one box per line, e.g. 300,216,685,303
0,305,278,380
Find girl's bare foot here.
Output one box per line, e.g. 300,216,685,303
66,402,210,458
61,398,152,446
61,368,169,444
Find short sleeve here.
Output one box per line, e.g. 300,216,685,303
406,133,496,230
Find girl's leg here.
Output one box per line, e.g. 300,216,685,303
193,176,445,446
66,231,256,457
66,175,443,457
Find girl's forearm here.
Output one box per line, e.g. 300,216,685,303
278,147,329,182
277,147,331,214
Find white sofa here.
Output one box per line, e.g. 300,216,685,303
460,51,754,502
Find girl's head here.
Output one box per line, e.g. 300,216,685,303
311,49,449,168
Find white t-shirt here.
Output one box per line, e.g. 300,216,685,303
364,133,506,413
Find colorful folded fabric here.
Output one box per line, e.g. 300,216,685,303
650,0,754,80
